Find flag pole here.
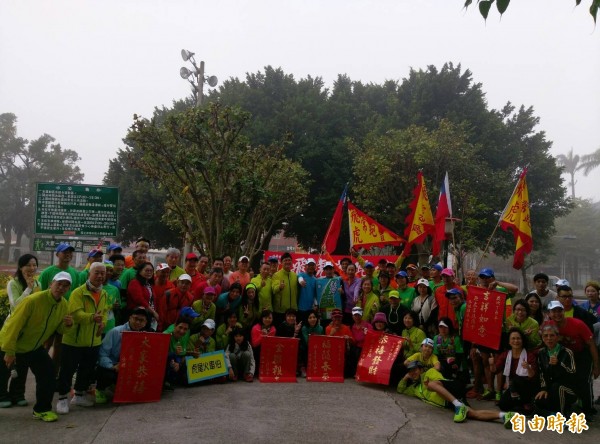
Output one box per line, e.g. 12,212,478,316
475,170,523,270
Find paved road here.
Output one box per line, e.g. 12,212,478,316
2,375,599,443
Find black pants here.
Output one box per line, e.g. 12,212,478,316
58,344,100,396
498,375,538,413
535,382,577,416
0,348,55,413
574,350,594,414
96,366,118,391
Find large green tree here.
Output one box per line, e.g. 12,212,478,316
0,113,83,260
125,102,309,261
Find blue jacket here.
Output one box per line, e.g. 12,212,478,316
297,272,317,311
98,322,132,368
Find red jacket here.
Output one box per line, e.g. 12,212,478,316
157,287,193,331
127,278,153,310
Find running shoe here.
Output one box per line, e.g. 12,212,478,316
33,410,58,422
95,389,107,405
453,405,468,423
56,398,69,414
504,411,516,429
479,390,495,401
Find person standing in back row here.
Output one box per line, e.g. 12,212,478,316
272,253,298,326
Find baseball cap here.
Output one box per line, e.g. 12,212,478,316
185,253,198,261
388,291,400,299
107,243,122,252
432,264,443,272
372,312,387,324
445,288,463,298
364,261,375,268
556,279,570,287
406,264,418,270
88,249,103,258
178,274,192,282
55,242,75,253
204,286,216,294
179,307,199,318
438,320,449,328
441,268,455,277
478,268,495,278
352,306,363,316
202,319,216,330
239,256,249,262
421,338,434,347
155,263,169,271
416,278,429,287
420,264,431,270
395,271,408,278
52,271,73,283
268,255,279,263
306,258,316,265
323,261,334,269
548,301,565,310
406,361,424,370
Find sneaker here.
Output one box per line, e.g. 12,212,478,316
33,410,58,422
56,398,69,415
453,405,468,423
71,394,94,407
15,399,28,407
95,389,107,405
495,391,502,405
244,373,254,383
479,390,495,401
0,400,12,408
504,411,516,429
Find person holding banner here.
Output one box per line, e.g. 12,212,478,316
95,306,149,404
225,327,255,382
347,307,372,377
316,261,343,328
326,309,353,345
163,314,197,389
0,272,73,422
250,310,276,376
301,310,324,377
193,319,216,356
397,361,516,427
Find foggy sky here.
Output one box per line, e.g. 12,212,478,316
1,0,599,200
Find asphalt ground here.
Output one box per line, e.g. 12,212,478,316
1,372,599,443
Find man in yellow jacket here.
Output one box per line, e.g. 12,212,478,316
0,272,74,422
56,262,108,415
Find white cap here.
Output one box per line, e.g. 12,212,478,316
548,301,564,310
53,271,72,283
323,261,334,268
179,274,192,282
352,306,363,315
155,263,169,271
416,278,429,287
306,258,316,265
202,319,216,329
556,279,570,287
239,256,250,262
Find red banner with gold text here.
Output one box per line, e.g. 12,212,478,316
113,332,170,403
306,335,345,382
355,331,404,385
462,285,506,350
259,336,299,383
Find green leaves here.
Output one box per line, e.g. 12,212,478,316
466,0,597,22
496,0,510,15
479,1,493,20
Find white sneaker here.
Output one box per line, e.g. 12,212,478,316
56,398,69,415
71,394,94,407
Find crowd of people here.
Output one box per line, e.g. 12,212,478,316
1,237,599,429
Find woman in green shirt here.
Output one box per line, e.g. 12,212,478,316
402,311,426,358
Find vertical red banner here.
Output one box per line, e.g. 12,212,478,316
113,332,171,403
259,336,299,383
462,285,506,350
306,335,345,383
355,331,404,385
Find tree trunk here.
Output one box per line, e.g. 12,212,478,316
1,224,11,262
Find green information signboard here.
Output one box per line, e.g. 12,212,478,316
35,183,119,237
32,238,109,253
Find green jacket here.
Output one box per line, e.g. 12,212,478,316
397,368,447,408
0,289,70,356
62,283,108,348
271,269,298,313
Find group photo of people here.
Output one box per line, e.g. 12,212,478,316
1,237,599,431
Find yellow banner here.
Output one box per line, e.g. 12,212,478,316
185,351,228,383
406,172,434,245
348,202,403,248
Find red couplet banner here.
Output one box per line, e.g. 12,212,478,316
306,335,345,383
355,331,404,385
462,285,506,350
259,336,299,383
263,251,397,278
113,332,171,403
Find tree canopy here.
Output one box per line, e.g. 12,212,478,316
124,103,309,261
0,113,83,260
